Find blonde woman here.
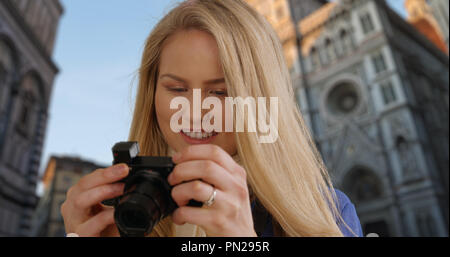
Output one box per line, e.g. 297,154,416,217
61,0,363,237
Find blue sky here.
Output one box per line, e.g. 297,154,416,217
388,0,407,17
39,0,407,183
40,0,183,174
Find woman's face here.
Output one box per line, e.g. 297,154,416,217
155,29,237,155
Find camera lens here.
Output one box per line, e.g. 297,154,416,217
114,171,175,237
120,208,149,230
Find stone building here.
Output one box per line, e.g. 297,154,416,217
245,0,449,236
31,156,105,237
0,0,63,236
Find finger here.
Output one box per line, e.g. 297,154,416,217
76,208,116,237
74,183,125,211
172,206,225,231
173,145,241,176
168,160,235,190
75,164,129,192
171,180,217,207
100,224,120,237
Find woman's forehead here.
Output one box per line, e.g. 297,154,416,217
158,29,224,84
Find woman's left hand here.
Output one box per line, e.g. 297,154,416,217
168,144,257,237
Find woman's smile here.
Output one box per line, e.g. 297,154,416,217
180,130,219,144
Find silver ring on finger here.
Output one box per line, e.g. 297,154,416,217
204,186,217,207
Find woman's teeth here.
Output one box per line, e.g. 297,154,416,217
183,131,216,139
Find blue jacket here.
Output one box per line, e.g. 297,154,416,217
252,189,363,237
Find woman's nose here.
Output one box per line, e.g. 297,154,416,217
188,88,211,131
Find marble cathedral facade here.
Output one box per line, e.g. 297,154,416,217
0,0,63,236
246,0,449,236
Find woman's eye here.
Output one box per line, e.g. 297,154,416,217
168,87,188,93
209,90,227,97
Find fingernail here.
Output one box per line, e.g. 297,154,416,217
113,164,127,176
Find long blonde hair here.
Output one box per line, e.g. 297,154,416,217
129,0,347,237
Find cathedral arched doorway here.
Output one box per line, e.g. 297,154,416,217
342,166,383,204
342,166,392,236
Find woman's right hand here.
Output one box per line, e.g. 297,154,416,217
60,163,129,237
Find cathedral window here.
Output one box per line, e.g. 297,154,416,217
326,82,360,116
17,91,35,136
380,80,397,105
324,38,335,63
15,74,40,138
19,101,30,128
310,46,320,70
395,136,419,180
360,12,375,35
340,29,352,55
371,52,387,74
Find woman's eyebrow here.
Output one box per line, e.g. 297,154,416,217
159,73,225,85
205,78,225,85
159,73,187,84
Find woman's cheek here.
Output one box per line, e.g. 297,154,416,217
155,89,178,143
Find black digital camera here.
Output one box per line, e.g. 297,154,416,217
103,141,202,237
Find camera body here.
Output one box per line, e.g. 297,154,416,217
105,141,201,237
